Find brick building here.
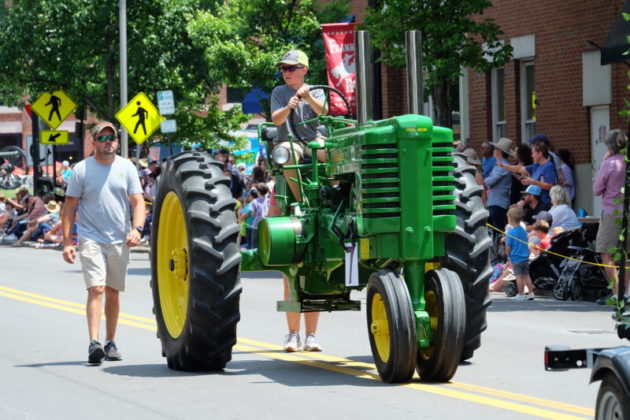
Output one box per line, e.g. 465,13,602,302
461,0,627,214
344,0,626,214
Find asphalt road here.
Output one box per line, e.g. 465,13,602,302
0,245,626,419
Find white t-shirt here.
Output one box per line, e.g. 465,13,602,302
66,156,142,244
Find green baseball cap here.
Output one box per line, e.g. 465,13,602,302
276,50,309,67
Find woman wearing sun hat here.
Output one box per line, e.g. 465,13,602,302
12,199,62,246
483,138,514,232
461,147,486,203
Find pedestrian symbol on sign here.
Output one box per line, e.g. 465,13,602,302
115,92,164,145
132,101,148,135
31,90,77,130
45,94,62,122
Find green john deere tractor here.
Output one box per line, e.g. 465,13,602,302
150,32,491,382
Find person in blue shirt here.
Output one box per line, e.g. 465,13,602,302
527,133,565,186
484,137,514,232
61,160,73,180
498,142,556,208
480,141,496,178
238,188,257,249
505,206,536,301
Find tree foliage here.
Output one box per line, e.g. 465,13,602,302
364,0,512,127
0,0,246,146
187,0,349,119
169,97,249,151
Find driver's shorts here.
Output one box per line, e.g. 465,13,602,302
276,135,325,159
79,238,130,291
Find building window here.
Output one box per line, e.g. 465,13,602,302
492,68,506,140
520,61,536,140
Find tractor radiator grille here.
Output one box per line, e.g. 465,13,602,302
360,143,400,219
431,141,455,216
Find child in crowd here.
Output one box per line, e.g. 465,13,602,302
505,206,536,301
239,188,257,249
241,182,269,248
530,220,551,257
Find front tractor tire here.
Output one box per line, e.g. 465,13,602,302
441,154,492,361
366,270,417,383
150,151,242,371
416,268,466,382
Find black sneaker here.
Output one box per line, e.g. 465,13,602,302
88,340,105,364
104,341,122,361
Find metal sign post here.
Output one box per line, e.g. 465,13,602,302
31,114,42,194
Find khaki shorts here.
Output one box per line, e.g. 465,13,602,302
277,135,325,160
79,238,130,291
596,211,625,254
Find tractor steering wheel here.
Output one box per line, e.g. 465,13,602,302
288,85,353,143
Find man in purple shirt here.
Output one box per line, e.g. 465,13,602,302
593,129,629,305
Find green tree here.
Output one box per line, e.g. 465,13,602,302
169,97,249,151
0,0,245,147
186,0,350,119
364,0,512,127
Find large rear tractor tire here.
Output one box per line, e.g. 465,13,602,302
416,268,466,382
150,151,242,371
366,270,416,383
441,154,492,361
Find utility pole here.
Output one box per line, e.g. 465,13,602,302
119,0,128,158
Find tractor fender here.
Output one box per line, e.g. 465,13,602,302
590,347,630,396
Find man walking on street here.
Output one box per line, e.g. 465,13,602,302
61,121,145,363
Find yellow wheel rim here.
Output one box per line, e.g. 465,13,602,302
157,191,189,339
370,292,390,362
419,289,438,360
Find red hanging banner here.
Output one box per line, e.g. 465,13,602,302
321,23,357,116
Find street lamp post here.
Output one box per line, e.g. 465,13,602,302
119,0,128,158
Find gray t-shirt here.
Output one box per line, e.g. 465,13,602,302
271,84,325,141
66,156,143,244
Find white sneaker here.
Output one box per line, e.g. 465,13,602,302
303,334,322,352
3,234,17,242
283,332,301,352
510,294,526,301
526,293,536,301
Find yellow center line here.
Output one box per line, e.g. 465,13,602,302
0,285,594,419
0,285,156,326
237,337,594,417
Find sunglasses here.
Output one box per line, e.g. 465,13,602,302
96,135,117,142
279,65,304,73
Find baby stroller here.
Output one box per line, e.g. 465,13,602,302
529,222,608,301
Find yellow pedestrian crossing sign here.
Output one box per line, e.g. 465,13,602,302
115,92,164,144
41,130,69,145
31,90,77,130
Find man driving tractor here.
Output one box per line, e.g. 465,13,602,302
269,49,327,352
270,49,327,202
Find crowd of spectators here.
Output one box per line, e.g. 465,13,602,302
461,130,628,305
458,133,580,301
0,185,74,248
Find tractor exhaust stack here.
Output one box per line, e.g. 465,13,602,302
405,30,424,115
355,30,373,126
